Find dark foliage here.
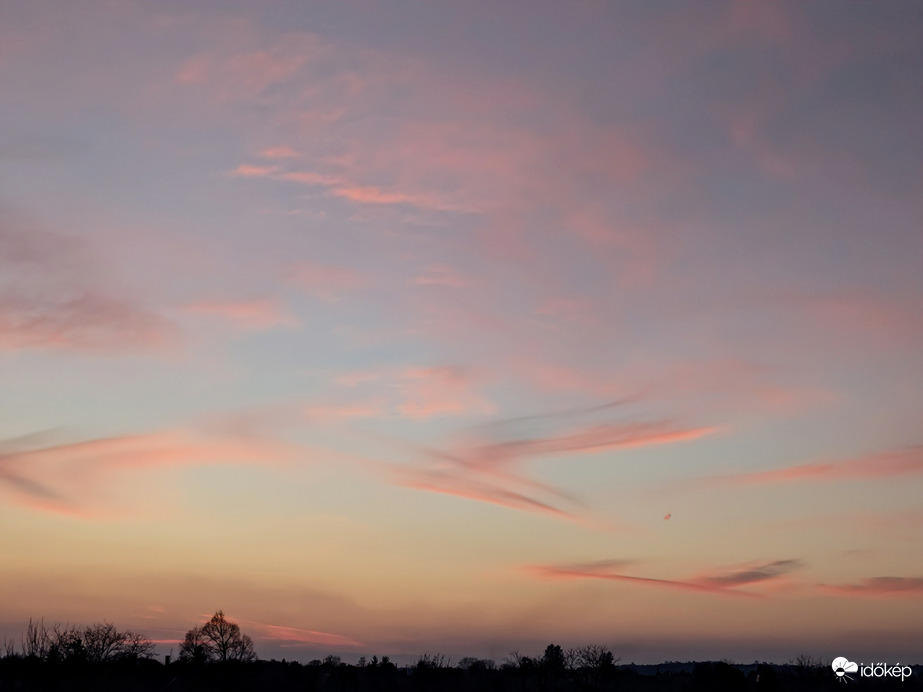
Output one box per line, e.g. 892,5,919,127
3,628,922,691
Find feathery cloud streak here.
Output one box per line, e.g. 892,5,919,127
0,429,302,516
0,216,176,353
179,299,297,330
527,558,804,597
710,447,923,487
389,402,716,522
819,577,923,597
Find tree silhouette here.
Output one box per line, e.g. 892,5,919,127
181,611,255,663
14,619,153,664
565,644,619,690
180,626,211,664
542,643,566,672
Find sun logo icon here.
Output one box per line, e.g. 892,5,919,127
831,657,858,683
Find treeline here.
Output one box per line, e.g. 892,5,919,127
2,616,918,691
7,618,154,663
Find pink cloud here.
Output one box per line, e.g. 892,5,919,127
174,53,210,85
512,355,838,422
0,290,175,354
200,30,655,234
510,359,622,398
712,446,923,486
328,184,464,212
525,564,764,598
0,225,176,354
533,298,598,328
334,369,387,388
260,145,299,159
0,430,300,516
286,262,368,301
769,508,923,536
693,560,803,587
274,170,345,186
304,401,388,422
794,292,923,347
257,624,362,648
1,216,183,355
329,186,419,206
256,163,469,212
175,39,319,100
396,472,573,520
319,365,493,421
412,265,472,289
388,401,713,524
458,421,717,471
818,577,923,597
180,298,297,330
229,164,279,178
397,366,494,419
526,557,801,597
725,0,795,42
237,143,469,209
0,485,82,518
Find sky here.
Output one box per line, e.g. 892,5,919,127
1,0,922,666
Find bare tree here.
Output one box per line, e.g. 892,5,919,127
17,619,153,664
458,656,495,671
82,622,123,663
22,618,50,659
416,652,451,669
576,644,618,670
504,650,536,670
181,611,256,663
565,644,619,690
179,626,211,664
121,630,156,660
47,624,86,663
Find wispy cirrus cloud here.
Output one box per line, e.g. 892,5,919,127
389,400,716,522
328,184,463,211
768,508,923,536
179,298,297,330
412,264,472,289
525,564,764,598
229,163,280,178
259,145,299,159
255,623,362,648
175,39,319,100
473,422,716,466
0,428,301,517
694,560,803,587
709,446,923,486
818,577,923,597
232,161,470,212
309,365,494,422
398,471,574,520
0,290,174,353
398,366,494,419
526,557,803,597
0,213,177,354
0,431,73,513
285,262,369,301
